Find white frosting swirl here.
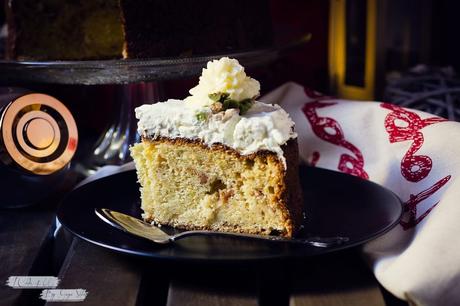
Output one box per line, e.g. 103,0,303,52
135,100,297,167
184,57,260,106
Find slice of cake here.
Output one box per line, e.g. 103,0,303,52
131,57,302,237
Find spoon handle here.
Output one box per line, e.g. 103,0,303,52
171,230,349,248
96,208,349,248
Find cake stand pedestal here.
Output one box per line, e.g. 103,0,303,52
82,82,160,176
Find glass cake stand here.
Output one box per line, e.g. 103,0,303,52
0,35,311,176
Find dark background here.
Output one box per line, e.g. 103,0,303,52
1,0,460,161
2,0,460,93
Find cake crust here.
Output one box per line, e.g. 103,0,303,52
138,136,303,237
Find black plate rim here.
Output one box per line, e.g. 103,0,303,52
57,167,403,263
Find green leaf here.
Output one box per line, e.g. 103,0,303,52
196,112,208,121
238,99,254,115
222,99,239,110
208,92,229,102
208,92,255,114
208,93,221,102
220,93,230,101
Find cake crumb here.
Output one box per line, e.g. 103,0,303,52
199,173,208,184
210,102,223,113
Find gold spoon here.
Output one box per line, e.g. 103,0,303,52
95,208,349,248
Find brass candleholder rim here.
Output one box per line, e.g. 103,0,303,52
0,93,78,175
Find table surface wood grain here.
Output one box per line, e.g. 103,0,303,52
1,208,408,306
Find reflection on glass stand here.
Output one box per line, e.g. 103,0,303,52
0,37,311,177
79,82,161,177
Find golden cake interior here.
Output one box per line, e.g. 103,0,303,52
130,138,295,237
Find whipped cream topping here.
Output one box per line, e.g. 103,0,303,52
135,57,297,167
136,100,297,167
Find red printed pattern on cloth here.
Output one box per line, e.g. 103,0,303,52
309,151,320,167
381,103,447,182
399,175,451,230
380,103,450,230
302,101,369,179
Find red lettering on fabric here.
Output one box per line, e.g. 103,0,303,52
309,151,320,166
302,101,369,179
381,103,450,230
381,103,447,182
400,175,451,230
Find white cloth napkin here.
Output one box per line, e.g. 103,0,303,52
80,82,458,305
262,82,460,306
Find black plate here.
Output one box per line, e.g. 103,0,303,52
57,166,402,262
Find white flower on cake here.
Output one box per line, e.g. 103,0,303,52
185,57,260,107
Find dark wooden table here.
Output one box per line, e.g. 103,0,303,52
1,205,408,306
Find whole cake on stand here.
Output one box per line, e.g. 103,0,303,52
5,0,272,60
